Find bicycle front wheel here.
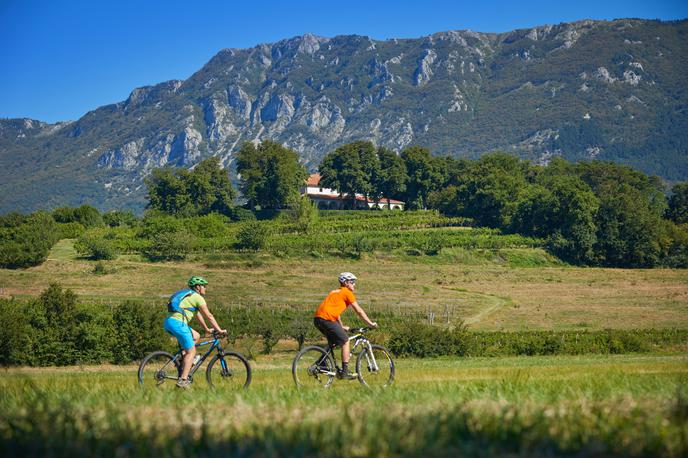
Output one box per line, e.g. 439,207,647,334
138,351,181,388
292,346,335,389
206,352,252,389
356,345,395,388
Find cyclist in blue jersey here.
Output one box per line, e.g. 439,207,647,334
164,276,226,388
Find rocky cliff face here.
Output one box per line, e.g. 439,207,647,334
1,19,686,212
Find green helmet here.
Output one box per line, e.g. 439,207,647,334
188,276,208,288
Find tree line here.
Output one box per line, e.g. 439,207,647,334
1,140,687,268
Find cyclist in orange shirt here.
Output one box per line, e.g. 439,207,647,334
314,272,378,379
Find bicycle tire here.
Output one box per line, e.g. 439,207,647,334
137,351,181,388
292,345,335,388
356,344,395,388
206,352,252,389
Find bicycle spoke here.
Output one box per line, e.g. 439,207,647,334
138,351,181,389
356,345,395,388
292,346,335,389
206,352,251,390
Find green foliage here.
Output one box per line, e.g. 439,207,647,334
400,146,447,210
667,182,688,224
319,140,380,205
143,229,194,261
102,210,138,228
74,229,118,260
388,323,688,358
52,205,104,228
0,212,59,268
110,301,169,363
236,141,308,210
145,157,235,216
235,221,271,251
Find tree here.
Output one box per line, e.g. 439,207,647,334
456,152,529,228
400,146,446,210
667,182,688,224
236,141,308,210
319,141,379,208
145,157,235,216
375,146,407,209
594,182,664,267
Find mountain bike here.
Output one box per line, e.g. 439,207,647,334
292,327,394,388
138,330,251,389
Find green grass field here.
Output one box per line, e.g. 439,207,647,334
1,241,686,331
2,354,686,456
2,235,687,456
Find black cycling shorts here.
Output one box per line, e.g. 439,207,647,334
313,317,348,347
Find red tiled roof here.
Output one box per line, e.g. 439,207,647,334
306,173,321,186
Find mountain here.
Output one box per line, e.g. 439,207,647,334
1,18,687,213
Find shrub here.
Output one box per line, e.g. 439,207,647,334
75,230,118,260
103,210,138,228
0,212,59,268
110,301,170,363
143,230,194,261
235,222,270,251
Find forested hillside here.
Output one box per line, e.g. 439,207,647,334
0,18,686,212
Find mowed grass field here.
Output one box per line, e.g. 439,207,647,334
1,241,687,456
0,240,686,330
1,354,686,456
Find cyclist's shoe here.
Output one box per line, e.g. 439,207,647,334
176,378,192,389
337,368,358,380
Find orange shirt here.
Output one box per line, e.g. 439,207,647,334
314,288,356,321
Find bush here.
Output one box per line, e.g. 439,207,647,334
235,222,270,251
103,210,138,228
0,212,59,268
143,230,194,261
74,230,118,260
110,301,170,363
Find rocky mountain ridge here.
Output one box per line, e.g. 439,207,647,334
1,18,686,212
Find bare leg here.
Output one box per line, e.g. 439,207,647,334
341,340,350,365
180,329,201,379
181,346,196,379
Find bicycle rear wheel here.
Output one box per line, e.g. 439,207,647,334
292,346,335,388
138,351,181,388
356,345,395,388
206,352,252,389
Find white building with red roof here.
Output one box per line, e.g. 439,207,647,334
302,173,405,210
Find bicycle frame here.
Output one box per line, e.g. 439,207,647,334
317,331,380,376
164,336,225,381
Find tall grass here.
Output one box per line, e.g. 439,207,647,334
1,355,686,457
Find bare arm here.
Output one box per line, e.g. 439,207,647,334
337,315,350,331
195,312,211,333
198,303,226,334
349,301,378,328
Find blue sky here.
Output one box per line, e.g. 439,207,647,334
2,0,686,123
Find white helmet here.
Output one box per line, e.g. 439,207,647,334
338,272,357,284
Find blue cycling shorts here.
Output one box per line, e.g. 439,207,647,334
164,317,195,350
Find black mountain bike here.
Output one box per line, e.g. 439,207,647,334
138,330,251,389
292,327,395,388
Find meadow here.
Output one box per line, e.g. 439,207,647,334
1,354,686,457
1,209,687,456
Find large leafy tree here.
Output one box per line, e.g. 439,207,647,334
667,182,688,224
145,157,235,216
400,146,446,210
375,146,407,208
236,141,307,210
594,182,665,267
458,152,529,228
319,141,379,207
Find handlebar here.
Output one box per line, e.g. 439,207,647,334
211,330,228,339
348,327,377,334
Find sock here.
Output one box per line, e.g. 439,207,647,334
342,362,349,372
